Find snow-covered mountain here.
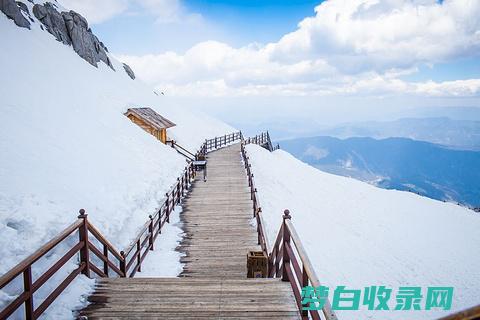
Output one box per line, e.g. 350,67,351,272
0,0,233,317
246,144,480,320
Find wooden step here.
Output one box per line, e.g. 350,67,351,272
79,278,300,319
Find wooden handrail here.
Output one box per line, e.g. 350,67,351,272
0,219,83,289
285,219,337,320
200,131,242,155
240,141,271,257
243,131,278,152
123,163,194,272
268,210,338,320
167,140,196,161
87,221,123,261
0,219,84,319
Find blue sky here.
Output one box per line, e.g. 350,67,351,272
60,0,480,126
185,0,323,45
91,0,324,54
401,57,480,82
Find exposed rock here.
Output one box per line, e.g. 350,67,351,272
32,2,114,70
62,10,114,69
17,1,34,22
123,63,135,80
16,1,27,14
0,0,30,29
33,3,71,45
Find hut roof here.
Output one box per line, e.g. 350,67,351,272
125,107,176,129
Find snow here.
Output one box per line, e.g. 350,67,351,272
246,144,480,320
136,205,185,277
0,4,233,318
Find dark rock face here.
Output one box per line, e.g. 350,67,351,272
123,63,136,80
32,2,114,70
62,10,113,69
33,2,71,45
0,0,30,29
16,1,28,14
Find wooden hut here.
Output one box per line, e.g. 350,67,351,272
124,107,176,144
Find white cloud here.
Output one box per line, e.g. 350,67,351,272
269,0,480,72
304,146,329,160
58,0,128,24
136,0,203,24
415,79,480,96
58,0,201,25
119,0,480,98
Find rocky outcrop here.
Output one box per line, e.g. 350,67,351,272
62,10,113,69
0,0,30,29
33,2,70,45
32,2,114,70
123,63,135,80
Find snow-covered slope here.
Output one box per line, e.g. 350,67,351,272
246,144,480,320
0,2,233,317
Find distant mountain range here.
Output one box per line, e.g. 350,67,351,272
313,117,480,151
248,117,480,151
280,136,480,208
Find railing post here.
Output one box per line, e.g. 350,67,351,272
23,266,33,320
136,239,141,272
302,265,309,318
180,175,184,197
120,251,126,277
103,244,109,276
184,169,188,190
78,209,90,278
165,193,170,223
257,207,262,245
215,137,217,149
176,178,181,204
149,215,154,251
282,209,291,282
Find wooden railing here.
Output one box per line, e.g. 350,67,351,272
240,141,270,256
200,131,243,156
270,211,337,320
241,135,336,320
166,140,196,161
244,131,279,152
0,219,86,320
168,132,243,162
0,163,196,319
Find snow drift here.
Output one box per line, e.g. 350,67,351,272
246,144,480,320
0,1,233,317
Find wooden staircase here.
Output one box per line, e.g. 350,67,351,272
79,144,300,319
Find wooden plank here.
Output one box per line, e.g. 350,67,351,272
80,144,301,320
